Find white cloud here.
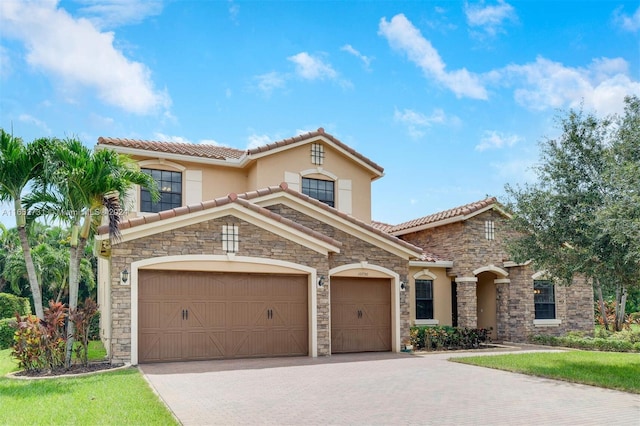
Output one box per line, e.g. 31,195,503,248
341,44,373,69
18,113,51,134
0,0,171,115
154,132,221,145
613,5,640,32
255,71,287,95
464,0,516,36
379,14,488,99
246,134,272,150
493,56,640,115
74,0,163,29
475,130,521,151
394,107,458,138
288,52,338,80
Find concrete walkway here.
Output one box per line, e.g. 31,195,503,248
140,346,640,425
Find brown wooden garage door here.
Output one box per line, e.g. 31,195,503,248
330,277,391,353
138,270,308,363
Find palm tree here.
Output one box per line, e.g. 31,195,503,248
0,130,46,318
35,138,159,366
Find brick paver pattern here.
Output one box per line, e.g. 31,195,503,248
140,349,640,426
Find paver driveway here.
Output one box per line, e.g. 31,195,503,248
140,349,640,425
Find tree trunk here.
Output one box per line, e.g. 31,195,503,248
16,199,44,319
65,223,88,367
594,278,609,331
617,287,628,330
613,283,621,332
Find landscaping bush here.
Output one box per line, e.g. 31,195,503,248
409,326,489,350
0,293,31,318
12,301,67,371
529,330,640,353
0,317,17,350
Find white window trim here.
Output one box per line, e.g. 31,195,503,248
222,224,239,253
533,319,562,327
415,319,439,326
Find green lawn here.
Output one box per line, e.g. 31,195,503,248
452,350,640,394
0,348,178,425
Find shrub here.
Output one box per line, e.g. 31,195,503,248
528,331,640,352
0,317,17,350
12,301,67,371
409,326,489,351
0,293,31,318
69,298,99,367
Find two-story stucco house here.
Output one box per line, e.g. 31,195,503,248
95,128,594,365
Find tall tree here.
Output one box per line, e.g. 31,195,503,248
0,130,46,318
506,96,640,331
33,138,159,366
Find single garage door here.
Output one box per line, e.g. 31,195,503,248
138,270,308,363
330,277,391,353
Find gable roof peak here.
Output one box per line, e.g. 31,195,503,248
385,196,507,235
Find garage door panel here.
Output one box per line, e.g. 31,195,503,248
139,271,308,363
331,277,391,354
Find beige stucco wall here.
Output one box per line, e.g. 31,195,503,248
408,266,452,326
249,142,374,222
120,141,377,223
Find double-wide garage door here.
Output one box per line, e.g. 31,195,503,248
138,270,308,363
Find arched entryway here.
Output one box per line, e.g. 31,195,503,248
476,272,497,339
473,265,509,341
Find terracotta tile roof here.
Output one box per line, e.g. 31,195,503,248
97,137,245,160
386,197,499,234
97,128,384,175
370,220,394,233
234,183,423,256
97,191,342,249
247,128,384,174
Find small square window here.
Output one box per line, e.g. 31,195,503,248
485,220,495,240
222,224,238,253
311,143,324,165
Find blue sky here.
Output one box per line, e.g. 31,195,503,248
1,0,639,229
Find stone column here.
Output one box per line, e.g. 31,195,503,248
455,277,478,328
494,279,511,341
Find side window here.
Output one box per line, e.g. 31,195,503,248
534,280,555,319
415,279,434,320
301,177,334,207
141,168,182,213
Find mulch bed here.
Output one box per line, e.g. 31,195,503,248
13,362,124,377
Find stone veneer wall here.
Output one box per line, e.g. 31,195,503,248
108,215,327,363
399,209,595,342
108,207,412,363
506,266,594,341
400,210,515,277
266,204,411,344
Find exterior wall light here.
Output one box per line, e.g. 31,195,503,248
121,268,129,285
317,275,325,287
400,281,406,291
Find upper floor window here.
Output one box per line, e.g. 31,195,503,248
415,279,434,320
302,177,334,207
141,168,182,213
311,143,324,165
484,220,495,240
534,280,555,319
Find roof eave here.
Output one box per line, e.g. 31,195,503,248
96,144,248,167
